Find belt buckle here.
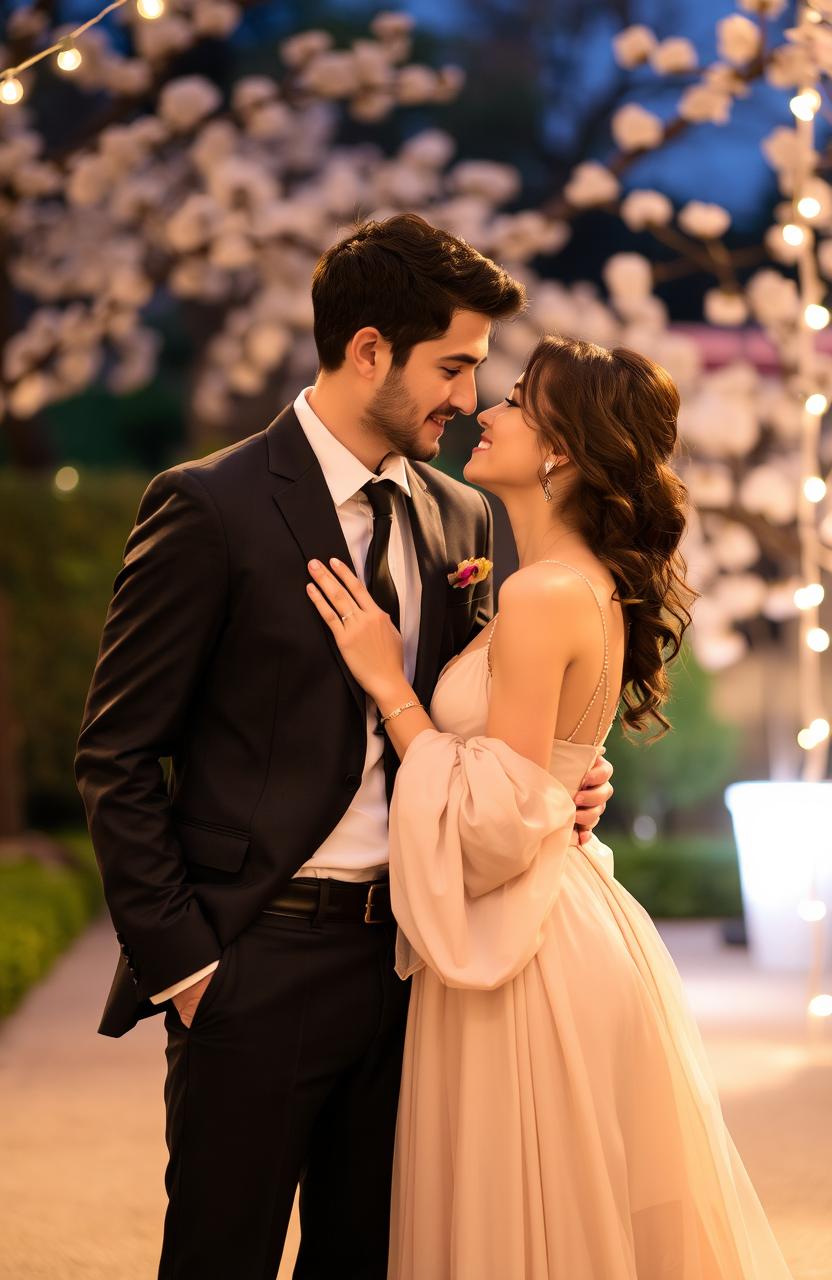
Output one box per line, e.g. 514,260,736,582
364,883,385,925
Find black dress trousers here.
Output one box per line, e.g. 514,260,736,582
158,906,409,1280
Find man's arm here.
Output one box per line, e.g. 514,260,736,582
75,467,228,1000
463,491,495,645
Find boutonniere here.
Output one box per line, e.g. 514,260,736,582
447,556,493,589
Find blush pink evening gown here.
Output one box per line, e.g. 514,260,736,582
387,563,792,1280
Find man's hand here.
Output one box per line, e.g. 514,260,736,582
574,747,614,846
172,970,214,1028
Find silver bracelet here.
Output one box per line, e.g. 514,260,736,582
379,699,423,727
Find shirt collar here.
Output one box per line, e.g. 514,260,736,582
293,387,412,509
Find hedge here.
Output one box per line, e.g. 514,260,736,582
610,832,742,919
0,833,103,1020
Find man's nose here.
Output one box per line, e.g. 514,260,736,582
450,372,478,418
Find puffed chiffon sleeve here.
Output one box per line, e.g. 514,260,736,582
389,728,578,989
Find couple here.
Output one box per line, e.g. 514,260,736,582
76,214,791,1278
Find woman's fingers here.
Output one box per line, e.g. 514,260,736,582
306,582,342,633
308,559,358,617
329,557,375,609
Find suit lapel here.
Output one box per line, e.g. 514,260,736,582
406,464,448,708
267,405,365,717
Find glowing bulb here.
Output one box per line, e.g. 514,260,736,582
804,475,828,502
808,993,832,1017
791,90,822,121
137,0,165,17
54,466,80,493
805,392,828,415
798,727,816,749
57,44,82,72
807,7,823,22
783,223,806,247
794,582,825,609
0,74,24,105
807,626,830,652
798,196,822,219
798,898,828,922
809,716,830,739
805,303,830,330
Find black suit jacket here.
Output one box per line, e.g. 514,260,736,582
75,404,494,1037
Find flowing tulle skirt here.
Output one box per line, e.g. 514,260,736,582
387,728,792,1280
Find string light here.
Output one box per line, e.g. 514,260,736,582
791,89,822,121
784,223,807,247
56,43,82,73
805,392,828,414
808,993,832,1017
804,475,828,502
0,0,164,99
798,194,822,218
1,74,24,105
794,582,825,609
807,626,830,652
805,302,830,329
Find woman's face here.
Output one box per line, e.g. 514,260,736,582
464,378,549,495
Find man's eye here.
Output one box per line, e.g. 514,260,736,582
441,367,460,378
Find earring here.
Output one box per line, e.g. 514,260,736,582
541,458,556,502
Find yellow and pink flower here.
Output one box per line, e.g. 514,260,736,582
447,556,493,589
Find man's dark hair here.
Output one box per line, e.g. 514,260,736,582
312,213,526,371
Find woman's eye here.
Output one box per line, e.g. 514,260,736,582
504,396,519,407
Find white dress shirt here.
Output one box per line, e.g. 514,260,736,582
151,388,422,1003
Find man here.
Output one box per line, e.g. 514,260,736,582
76,213,614,1279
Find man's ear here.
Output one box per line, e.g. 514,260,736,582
349,327,391,381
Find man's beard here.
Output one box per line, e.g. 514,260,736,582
361,365,443,464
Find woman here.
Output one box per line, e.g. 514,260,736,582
306,334,793,1278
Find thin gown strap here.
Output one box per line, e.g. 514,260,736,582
537,561,610,746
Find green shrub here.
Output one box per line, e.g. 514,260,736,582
0,470,148,823
609,832,742,919
0,834,103,1019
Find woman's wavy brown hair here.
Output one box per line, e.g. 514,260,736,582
521,334,697,736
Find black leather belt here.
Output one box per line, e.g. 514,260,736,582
263,877,393,926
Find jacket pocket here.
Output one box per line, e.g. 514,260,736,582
176,817,250,872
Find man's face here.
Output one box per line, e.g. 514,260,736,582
362,310,491,463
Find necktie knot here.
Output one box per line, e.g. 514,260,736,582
361,478,397,518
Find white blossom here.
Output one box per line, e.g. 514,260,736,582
611,104,664,152
165,194,222,252
612,25,657,69
817,237,832,280
400,130,456,169
717,14,762,66
245,323,291,372
708,518,760,569
678,200,731,239
619,189,673,231
739,464,798,523
159,77,223,132
280,30,334,68
396,65,439,105
563,161,620,208
712,572,768,619
370,12,416,42
765,43,815,89
603,253,653,299
650,38,698,75
489,212,570,261
763,579,802,622
66,154,116,207
133,15,193,62
302,51,361,98
450,160,521,204
8,371,54,418
678,83,732,124
192,2,242,39
703,289,749,326
746,269,800,325
684,462,735,509
352,39,394,90
692,625,748,671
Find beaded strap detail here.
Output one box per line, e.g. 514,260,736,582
486,560,612,747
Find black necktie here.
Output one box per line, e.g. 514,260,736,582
361,479,401,631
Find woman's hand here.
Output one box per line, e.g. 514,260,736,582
307,557,409,706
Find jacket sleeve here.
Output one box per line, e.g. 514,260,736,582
75,467,227,999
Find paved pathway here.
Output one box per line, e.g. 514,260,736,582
0,919,829,1279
